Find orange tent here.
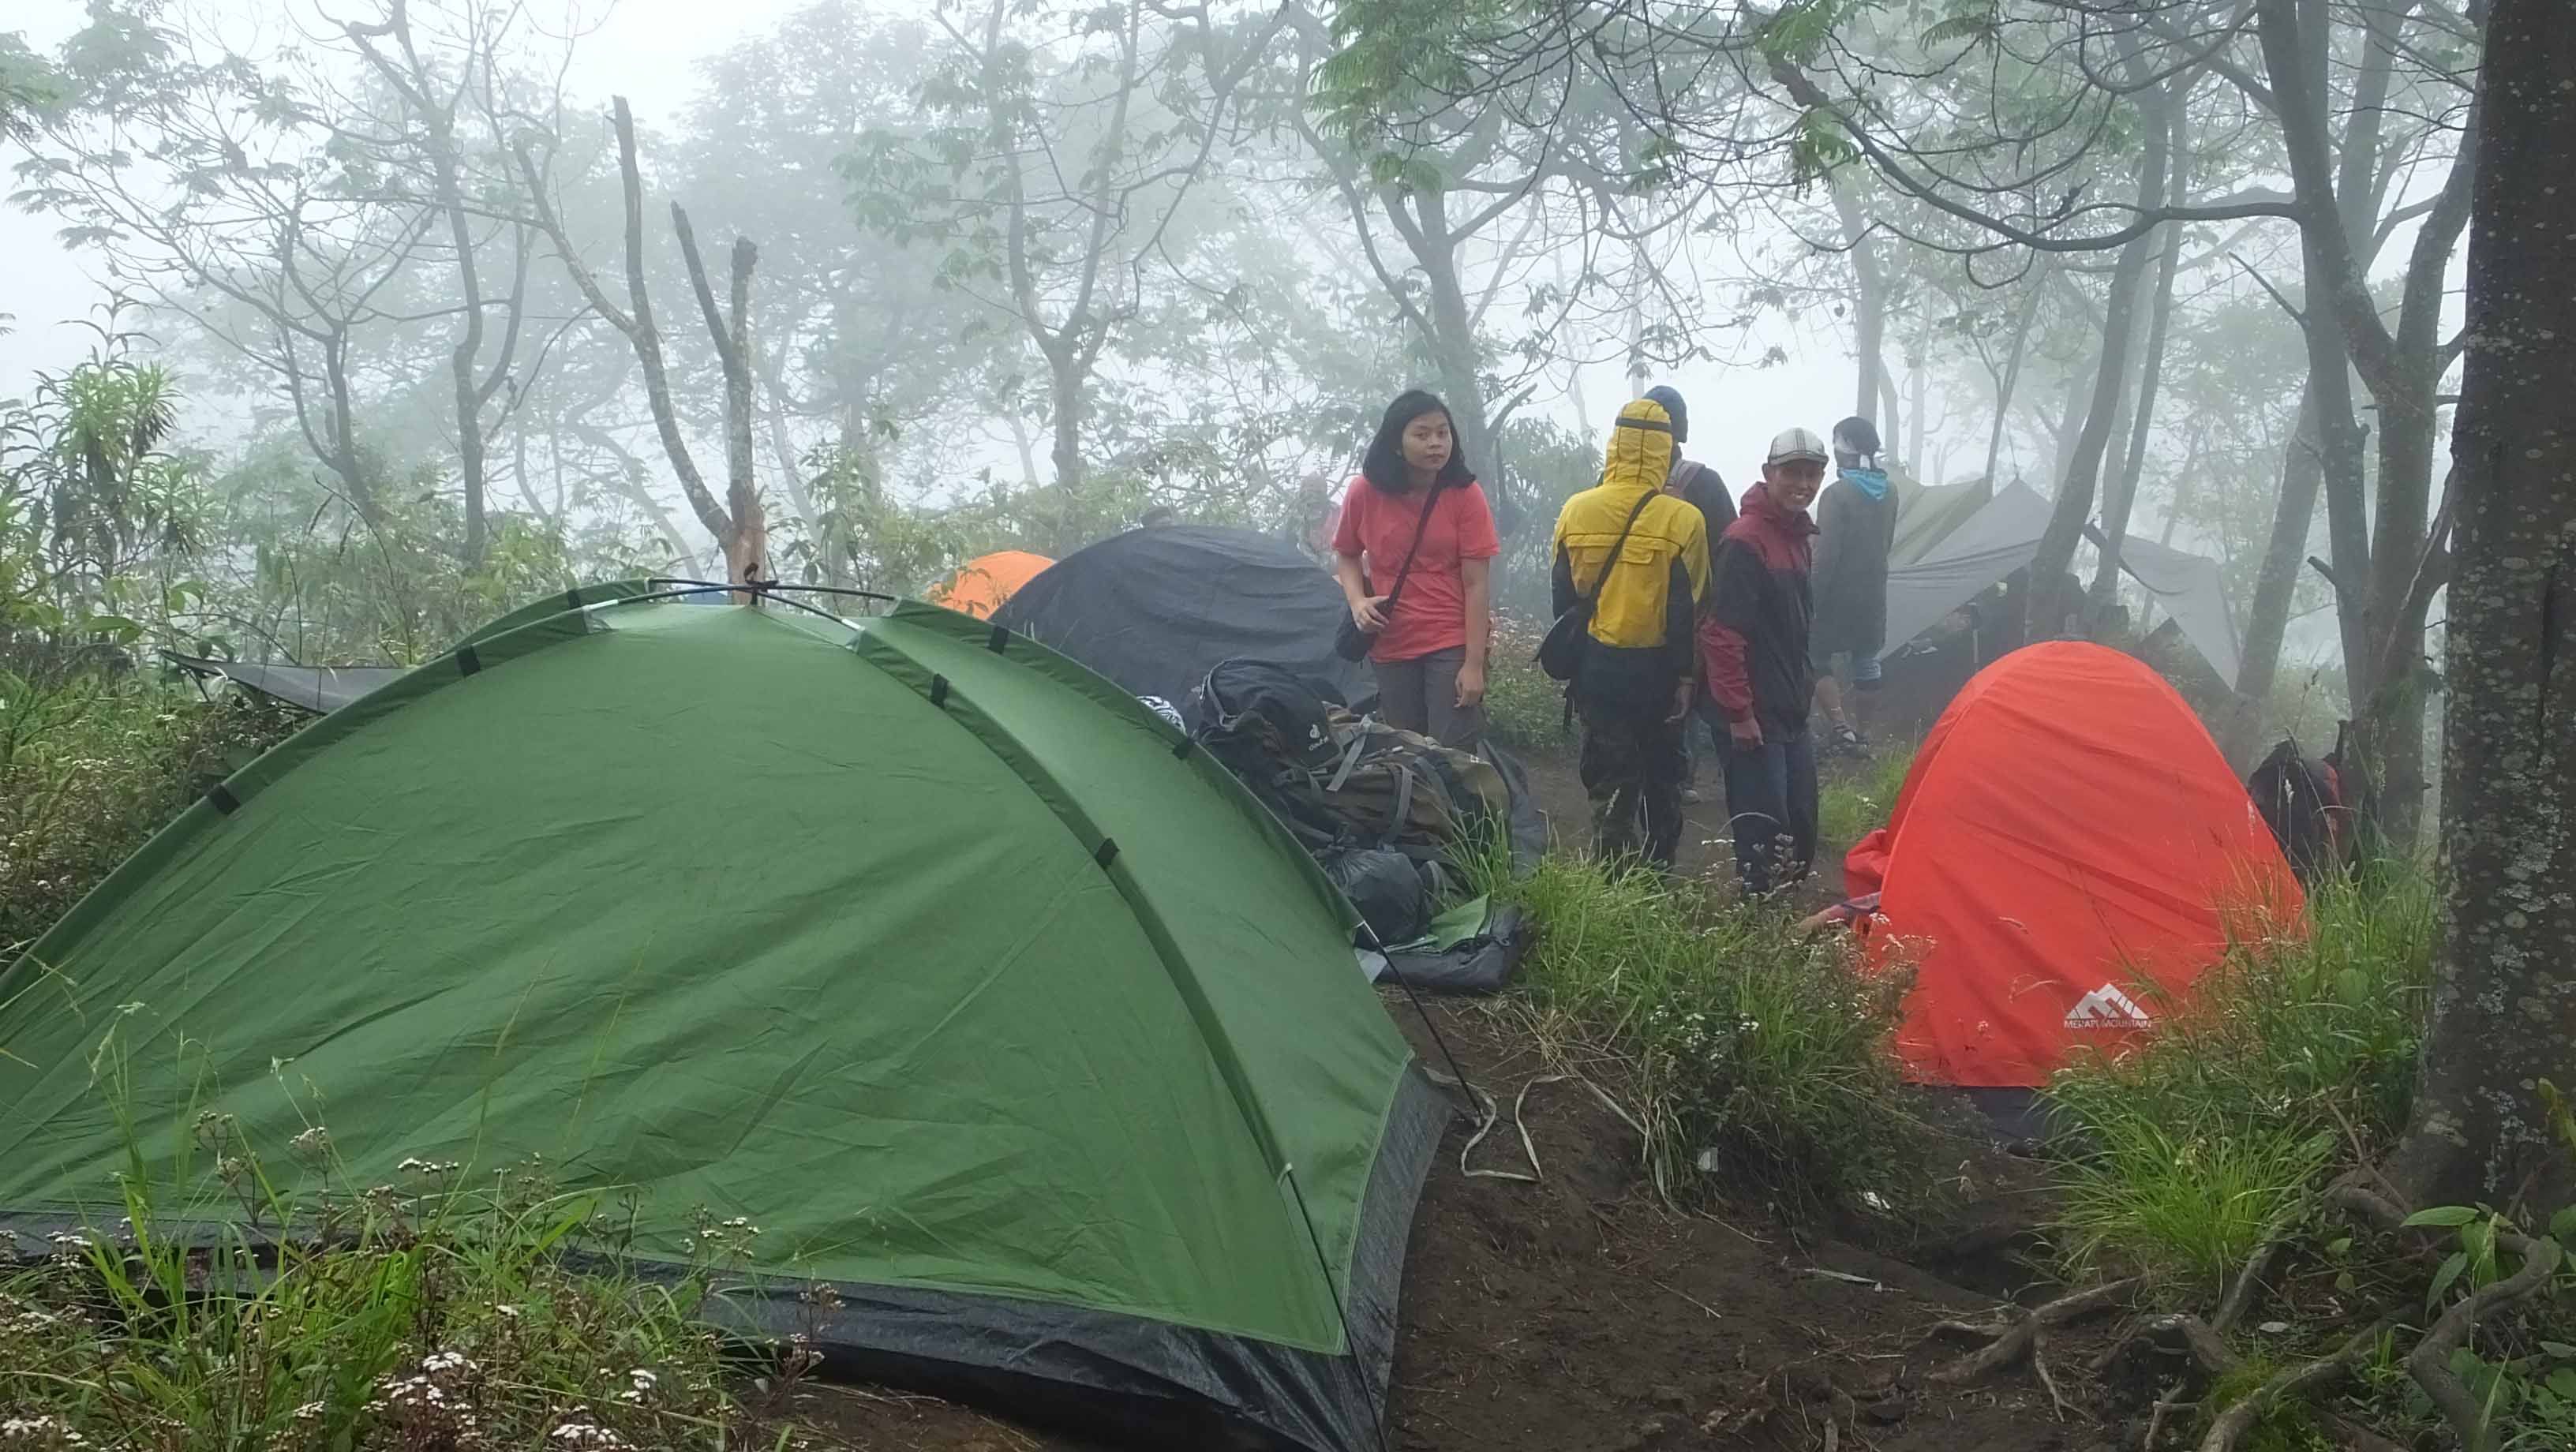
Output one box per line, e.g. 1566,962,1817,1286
1842,642,2301,1088
931,551,1053,619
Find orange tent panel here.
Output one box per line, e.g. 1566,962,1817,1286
1848,642,2301,1088
932,551,1054,619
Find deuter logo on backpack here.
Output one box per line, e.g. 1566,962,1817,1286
2062,982,2152,1031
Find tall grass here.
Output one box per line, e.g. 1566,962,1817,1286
2042,867,2436,1289
1817,740,1915,845
0,1077,811,1450
1484,853,1915,1211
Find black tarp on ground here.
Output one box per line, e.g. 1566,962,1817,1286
992,526,1377,724
167,655,408,713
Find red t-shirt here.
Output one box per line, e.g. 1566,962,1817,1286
1331,475,1501,663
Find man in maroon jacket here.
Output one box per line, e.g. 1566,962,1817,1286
1700,427,1827,895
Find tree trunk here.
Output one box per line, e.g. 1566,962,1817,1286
2388,0,2576,1211
1046,351,1087,553
2089,103,2188,617
2224,379,2328,764
1829,172,1888,425
1978,272,2046,495
719,236,765,584
2022,103,2167,642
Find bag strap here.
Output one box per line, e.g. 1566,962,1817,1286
1581,491,1660,611
1376,476,1451,612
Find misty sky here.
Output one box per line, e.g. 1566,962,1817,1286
0,0,1908,493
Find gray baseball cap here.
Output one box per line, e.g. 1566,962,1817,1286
1765,427,1830,465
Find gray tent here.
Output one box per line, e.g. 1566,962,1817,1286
1878,481,2241,681
168,655,408,713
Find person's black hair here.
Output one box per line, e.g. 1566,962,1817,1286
1643,385,1689,443
1833,414,1881,458
1361,389,1475,494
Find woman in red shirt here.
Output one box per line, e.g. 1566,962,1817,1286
1331,391,1503,747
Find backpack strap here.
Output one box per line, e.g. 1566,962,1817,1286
1373,476,1453,612
1584,491,1660,611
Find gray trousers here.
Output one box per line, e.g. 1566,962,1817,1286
1376,646,1486,748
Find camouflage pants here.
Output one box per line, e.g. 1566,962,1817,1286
1577,698,1687,870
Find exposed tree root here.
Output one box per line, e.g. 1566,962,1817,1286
1926,1277,2140,1385
2406,1234,2564,1452
2211,1237,2284,1335
2329,1177,2568,1452
2030,1326,2070,1419
2195,1314,2398,1452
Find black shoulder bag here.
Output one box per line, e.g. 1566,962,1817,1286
1334,479,1448,662
1535,491,1657,683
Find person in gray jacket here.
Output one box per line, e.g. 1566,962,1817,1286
1644,385,1734,806
1809,415,1898,753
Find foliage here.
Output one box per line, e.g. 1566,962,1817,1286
2,322,207,639
0,1087,788,1450
0,682,301,959
1477,853,1917,1213
2042,867,2436,1286
1818,740,1915,844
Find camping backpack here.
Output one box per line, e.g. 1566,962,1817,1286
1192,658,1343,769
1193,659,1359,854
1312,710,1512,868
2248,737,2346,885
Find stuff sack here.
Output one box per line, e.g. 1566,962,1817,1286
1323,845,1434,946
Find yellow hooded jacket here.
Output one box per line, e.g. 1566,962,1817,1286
1548,399,1712,692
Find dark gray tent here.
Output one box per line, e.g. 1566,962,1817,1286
991,525,1377,723
1880,481,2241,681
168,655,407,713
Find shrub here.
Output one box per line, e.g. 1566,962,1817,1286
1489,854,1916,1212
1,677,303,956
2042,866,2436,1288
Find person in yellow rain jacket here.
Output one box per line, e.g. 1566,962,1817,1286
1548,398,1713,869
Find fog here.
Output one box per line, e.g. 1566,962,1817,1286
6,0,2462,756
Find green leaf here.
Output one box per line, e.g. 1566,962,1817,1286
2425,1248,2469,1312
2540,1343,2576,1362
2403,1204,2481,1228
2551,1205,2576,1242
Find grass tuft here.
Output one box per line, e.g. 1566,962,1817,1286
1817,740,1915,846
1479,852,1917,1213
2041,866,2435,1289
0,1090,821,1450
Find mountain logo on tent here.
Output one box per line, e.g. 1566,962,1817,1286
2063,983,2152,1030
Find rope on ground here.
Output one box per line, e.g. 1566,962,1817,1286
1421,1068,1649,1185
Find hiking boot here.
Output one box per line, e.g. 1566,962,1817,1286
1829,722,1870,755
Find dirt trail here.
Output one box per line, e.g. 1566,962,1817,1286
1510,739,1850,900
786,998,2095,1452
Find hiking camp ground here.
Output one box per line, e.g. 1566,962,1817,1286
5,0,2574,1443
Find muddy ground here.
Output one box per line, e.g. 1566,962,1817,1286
774,998,2118,1452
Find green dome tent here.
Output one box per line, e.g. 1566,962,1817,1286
0,590,1444,1452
